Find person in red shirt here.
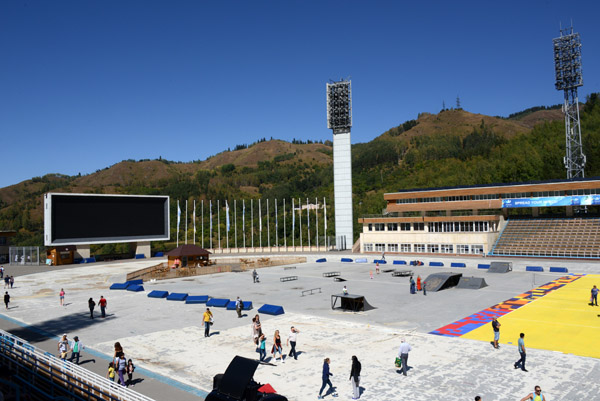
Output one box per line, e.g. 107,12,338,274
99,296,107,318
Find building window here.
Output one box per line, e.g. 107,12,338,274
414,223,424,231
427,244,439,253
374,223,385,231
400,223,411,231
414,244,425,253
375,243,385,252
440,244,454,253
388,244,398,252
368,224,373,231
457,244,470,254
0,237,6,245
471,245,484,254
387,223,398,231
400,243,411,252
364,243,373,252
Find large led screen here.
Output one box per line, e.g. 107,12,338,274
44,193,170,245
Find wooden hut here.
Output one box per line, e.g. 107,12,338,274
46,245,76,266
166,244,211,268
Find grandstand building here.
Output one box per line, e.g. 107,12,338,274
358,178,600,258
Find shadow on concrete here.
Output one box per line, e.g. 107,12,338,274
5,312,116,344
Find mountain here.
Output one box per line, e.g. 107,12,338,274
2,95,599,249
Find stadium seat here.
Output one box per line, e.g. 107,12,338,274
258,304,285,315
148,290,169,298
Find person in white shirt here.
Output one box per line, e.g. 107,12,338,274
397,338,412,376
342,286,348,295
286,326,300,360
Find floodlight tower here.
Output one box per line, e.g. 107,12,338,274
326,79,353,250
553,26,585,180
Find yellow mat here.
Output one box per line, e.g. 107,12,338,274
462,274,600,358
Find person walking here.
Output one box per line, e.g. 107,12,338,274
59,288,66,306
381,251,385,261
409,276,416,294
9,276,14,289
349,355,361,400
258,334,267,362
591,285,599,306
318,357,336,399
252,269,258,283
203,308,213,337
126,359,136,386
4,292,9,309
99,295,107,317
287,326,299,360
69,336,85,365
417,276,422,291
520,385,546,401
397,338,412,376
491,317,501,349
4,276,9,289
58,334,70,360
236,297,243,318
422,280,427,296
272,330,284,363
107,362,116,381
116,352,127,386
88,298,96,319
0,266,4,279
514,332,527,371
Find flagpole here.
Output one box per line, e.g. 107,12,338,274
299,198,302,249
251,199,254,250
267,199,270,249
234,200,237,250
292,198,295,249
259,199,262,249
316,197,318,250
283,198,286,249
185,200,188,245
226,200,229,250
176,200,180,248
201,200,204,248
210,200,212,249
307,198,310,249
243,200,246,250
324,197,327,249
193,199,196,245
218,200,221,250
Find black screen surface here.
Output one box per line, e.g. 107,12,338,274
50,194,168,243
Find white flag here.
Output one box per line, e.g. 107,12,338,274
177,201,181,230
226,200,230,232
209,200,213,232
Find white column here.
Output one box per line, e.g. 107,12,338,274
333,132,354,250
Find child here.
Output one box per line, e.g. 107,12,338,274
126,359,136,386
259,334,266,362
107,362,116,381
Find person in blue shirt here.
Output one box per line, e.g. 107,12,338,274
514,333,527,372
591,285,598,306
318,358,337,399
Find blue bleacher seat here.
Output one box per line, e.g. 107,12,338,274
526,266,544,272
126,279,143,286
429,262,444,267
316,258,327,263
226,301,253,310
341,258,353,263
206,298,230,307
185,295,210,304
478,264,490,269
109,283,129,290
135,254,146,259
451,263,466,268
154,251,164,257
166,293,188,301
148,290,169,298
127,285,144,292
393,260,407,265
549,267,568,273
258,304,285,315
374,259,387,264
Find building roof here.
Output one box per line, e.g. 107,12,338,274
166,244,211,257
387,176,600,195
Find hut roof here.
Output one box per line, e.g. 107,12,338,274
166,244,211,257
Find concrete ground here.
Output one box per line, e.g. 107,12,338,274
1,254,599,400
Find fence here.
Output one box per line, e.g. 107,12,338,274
9,247,40,266
0,329,155,401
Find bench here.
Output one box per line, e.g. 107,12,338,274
323,272,341,277
341,258,353,263
355,258,368,263
284,266,297,270
392,270,413,277
450,262,466,268
316,258,327,263
393,260,407,265
526,266,544,272
429,262,444,267
549,267,568,273
134,254,146,259
280,276,298,282
373,259,387,264
477,264,490,269
302,288,322,296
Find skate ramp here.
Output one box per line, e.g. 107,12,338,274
423,272,462,292
456,276,488,289
488,262,512,273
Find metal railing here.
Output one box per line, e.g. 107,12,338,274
0,329,155,401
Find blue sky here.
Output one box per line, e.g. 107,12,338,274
1,1,599,188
